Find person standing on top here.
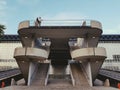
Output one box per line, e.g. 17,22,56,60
35,17,42,26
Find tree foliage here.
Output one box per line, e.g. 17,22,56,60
0,24,5,36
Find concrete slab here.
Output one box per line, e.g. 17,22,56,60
1,86,118,90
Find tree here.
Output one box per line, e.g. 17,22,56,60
0,24,5,36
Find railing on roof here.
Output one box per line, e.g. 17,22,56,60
18,19,102,30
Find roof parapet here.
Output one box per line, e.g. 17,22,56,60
18,19,102,30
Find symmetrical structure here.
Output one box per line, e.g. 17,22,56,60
1,35,120,72
13,19,107,87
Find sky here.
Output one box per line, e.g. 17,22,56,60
0,0,120,34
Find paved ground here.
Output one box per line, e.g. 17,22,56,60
1,86,118,90
0,67,119,90
1,68,119,90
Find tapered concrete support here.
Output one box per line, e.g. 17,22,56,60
14,47,49,84
81,61,93,86
16,60,30,84
71,47,107,86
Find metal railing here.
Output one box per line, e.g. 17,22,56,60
18,19,102,30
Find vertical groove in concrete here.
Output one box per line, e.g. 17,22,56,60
31,63,49,86
70,63,90,86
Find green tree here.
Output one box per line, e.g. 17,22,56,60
0,24,5,36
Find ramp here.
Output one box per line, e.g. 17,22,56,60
31,63,49,86
70,63,89,86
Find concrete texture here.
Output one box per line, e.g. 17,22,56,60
2,86,118,90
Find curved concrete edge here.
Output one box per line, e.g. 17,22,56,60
18,20,102,30
14,47,48,60
26,47,48,58
14,47,26,57
91,20,102,29
18,21,29,30
71,47,107,60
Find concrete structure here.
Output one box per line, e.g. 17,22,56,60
0,21,119,89
0,19,119,89
12,19,107,87
1,35,120,72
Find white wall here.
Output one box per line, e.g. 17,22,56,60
0,41,22,59
98,41,120,70
0,41,22,70
98,42,120,59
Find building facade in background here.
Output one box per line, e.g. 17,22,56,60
99,35,120,71
0,34,120,71
0,35,21,71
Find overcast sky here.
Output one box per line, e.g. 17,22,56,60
0,0,120,34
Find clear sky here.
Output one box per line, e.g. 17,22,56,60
0,0,120,34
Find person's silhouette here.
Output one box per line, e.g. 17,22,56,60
35,17,42,26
